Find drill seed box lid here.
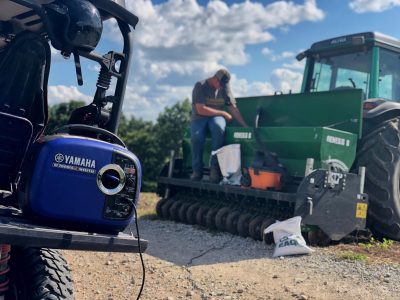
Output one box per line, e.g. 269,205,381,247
18,134,141,233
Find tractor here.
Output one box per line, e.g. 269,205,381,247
0,0,146,298
157,31,400,245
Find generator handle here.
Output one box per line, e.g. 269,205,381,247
53,124,126,147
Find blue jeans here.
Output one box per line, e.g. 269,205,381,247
191,116,226,173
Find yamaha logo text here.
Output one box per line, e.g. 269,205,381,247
53,153,96,174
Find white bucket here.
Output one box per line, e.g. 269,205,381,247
211,144,241,185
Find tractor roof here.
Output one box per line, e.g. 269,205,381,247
296,32,400,61
310,32,400,53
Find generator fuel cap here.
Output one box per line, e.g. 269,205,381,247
96,164,126,195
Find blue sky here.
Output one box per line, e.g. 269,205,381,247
47,0,400,121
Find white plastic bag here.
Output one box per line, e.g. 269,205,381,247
264,216,314,257
211,144,241,185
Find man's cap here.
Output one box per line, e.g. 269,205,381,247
214,69,231,87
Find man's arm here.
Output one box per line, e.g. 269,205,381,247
228,104,248,127
195,103,233,121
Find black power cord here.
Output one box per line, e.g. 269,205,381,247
129,205,145,300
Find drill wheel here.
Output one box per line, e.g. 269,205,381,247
237,213,252,237
226,210,241,235
215,207,231,231
169,201,183,222
205,207,219,230
248,216,265,241
186,203,201,225
178,202,192,223
195,206,210,227
261,218,275,244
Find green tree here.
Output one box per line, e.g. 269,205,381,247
118,116,161,191
154,98,191,161
45,100,86,134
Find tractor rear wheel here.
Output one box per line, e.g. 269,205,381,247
358,118,400,240
8,247,74,300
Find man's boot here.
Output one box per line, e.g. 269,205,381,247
190,171,203,181
209,166,222,183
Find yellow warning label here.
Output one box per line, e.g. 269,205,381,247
356,203,368,219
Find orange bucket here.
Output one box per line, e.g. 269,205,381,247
248,167,282,190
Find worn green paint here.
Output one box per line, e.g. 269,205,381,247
369,46,380,99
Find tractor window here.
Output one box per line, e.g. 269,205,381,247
309,50,371,98
378,49,400,101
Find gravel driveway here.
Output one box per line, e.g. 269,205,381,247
62,218,400,300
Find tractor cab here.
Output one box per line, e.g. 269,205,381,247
297,32,400,102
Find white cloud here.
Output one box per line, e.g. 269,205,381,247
104,0,324,120
270,68,303,93
48,85,92,105
270,51,295,61
230,75,275,97
121,0,323,78
349,0,400,13
122,84,192,120
261,47,272,55
283,59,305,70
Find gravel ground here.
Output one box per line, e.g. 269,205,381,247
62,218,400,300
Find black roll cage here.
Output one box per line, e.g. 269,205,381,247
8,0,139,133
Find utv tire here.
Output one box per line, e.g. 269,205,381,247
8,247,74,300
358,118,400,240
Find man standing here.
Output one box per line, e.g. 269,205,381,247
190,69,248,183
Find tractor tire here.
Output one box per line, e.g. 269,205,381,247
248,216,264,241
178,202,191,223
8,247,74,300
215,207,231,231
226,211,241,235
358,117,400,240
186,203,201,225
205,207,219,229
237,213,252,237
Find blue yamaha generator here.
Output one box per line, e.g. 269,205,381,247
18,127,141,233
0,0,147,297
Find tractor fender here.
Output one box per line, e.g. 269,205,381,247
363,99,400,120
